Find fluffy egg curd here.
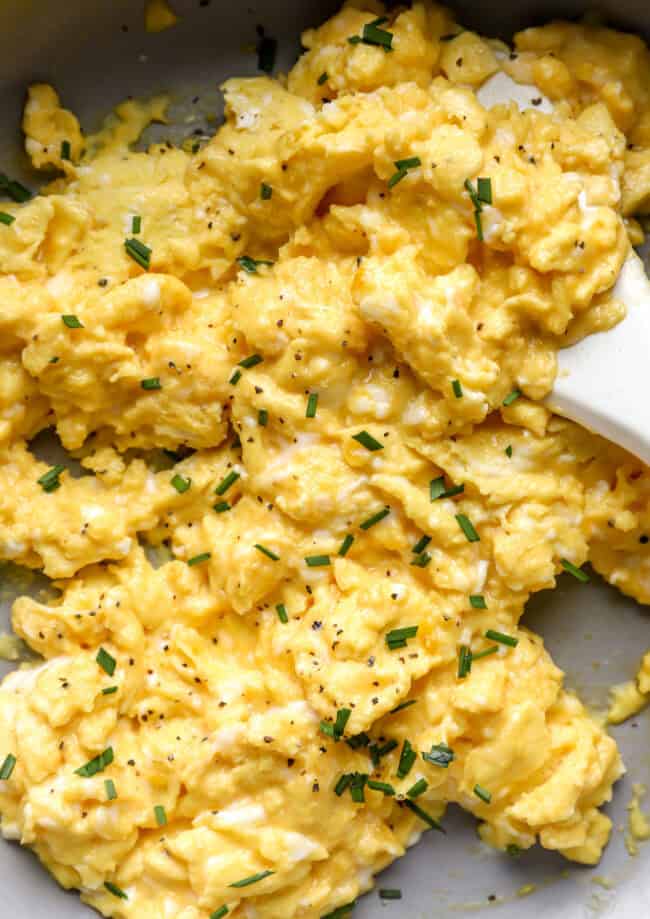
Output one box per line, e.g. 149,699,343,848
3,3,650,916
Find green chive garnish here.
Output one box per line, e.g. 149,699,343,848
125,236,151,270
102,686,118,695
352,430,383,451
239,353,263,369
131,215,141,234
412,535,431,554
406,778,428,799
104,881,128,900
349,772,368,803
213,501,231,513
37,464,65,493
348,18,394,51
502,389,521,407
338,534,354,557
320,707,351,741
0,173,32,202
370,739,398,767
561,558,589,582
386,625,418,650
237,255,274,273
346,732,370,750
389,699,416,715
505,445,513,457
96,647,116,676
171,474,191,493
403,798,445,833
230,869,275,888
470,645,499,662
187,552,211,566
334,773,352,796
75,747,114,777
430,477,464,501
254,544,279,561
276,603,288,623
154,804,167,826
0,211,15,225
451,379,463,398
411,552,432,568
215,470,240,496
458,644,472,679
260,183,272,200
305,554,330,567
211,908,229,919
485,629,518,647
0,754,16,780
317,72,328,85
455,513,479,542
388,156,421,188
141,377,161,390
61,140,71,160
397,739,416,778
229,369,242,385
367,779,395,796
306,393,318,418
105,779,117,800
258,409,268,426
477,177,492,205
464,177,491,241
422,743,454,768
470,594,487,609
474,784,492,804
62,314,83,328
360,507,390,530
379,889,402,900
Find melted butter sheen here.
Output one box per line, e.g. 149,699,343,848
1,4,650,917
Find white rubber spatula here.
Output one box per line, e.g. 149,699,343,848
478,72,650,466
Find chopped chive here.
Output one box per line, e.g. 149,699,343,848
96,647,116,677
502,389,521,407
455,513,479,542
412,535,431,554
470,645,499,662
61,140,71,160
61,314,83,328
75,747,114,778
276,603,288,624
49,356,59,363
305,554,330,567
338,534,354,557
37,463,65,493
105,779,117,800
322,903,356,918
320,707,351,741
485,629,518,647
464,178,481,210
104,881,128,900
451,379,463,398
352,430,384,451
406,778,428,799
141,377,162,390
474,784,492,804
237,255,274,273
410,551,432,568
0,211,15,225
458,644,472,679
430,476,464,501
258,409,268,426
403,798,445,833
0,754,16,780
505,445,513,458
334,773,352,796
171,474,191,493
386,625,418,650
306,392,319,418
360,506,390,530
348,19,394,51
215,470,240,496
102,686,118,695
239,353,263,369
349,772,368,803
389,699,416,715
388,157,421,189
370,739,398,767
474,208,484,241
561,558,589,582
397,739,416,778
211,908,229,919
254,544,279,561
213,501,231,513
477,177,492,205
346,732,370,750
154,804,167,826
388,168,407,188
230,869,275,888
367,779,395,796
317,71,329,85
229,369,242,385
187,552,211,566
422,743,455,768
260,182,272,200
0,173,32,202
469,594,487,609
124,236,151,270
379,889,402,900
131,215,141,234
257,30,277,73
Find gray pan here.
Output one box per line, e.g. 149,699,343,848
0,1,649,917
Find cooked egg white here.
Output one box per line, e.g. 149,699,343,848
1,3,650,917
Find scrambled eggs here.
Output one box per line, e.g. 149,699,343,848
2,3,650,916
